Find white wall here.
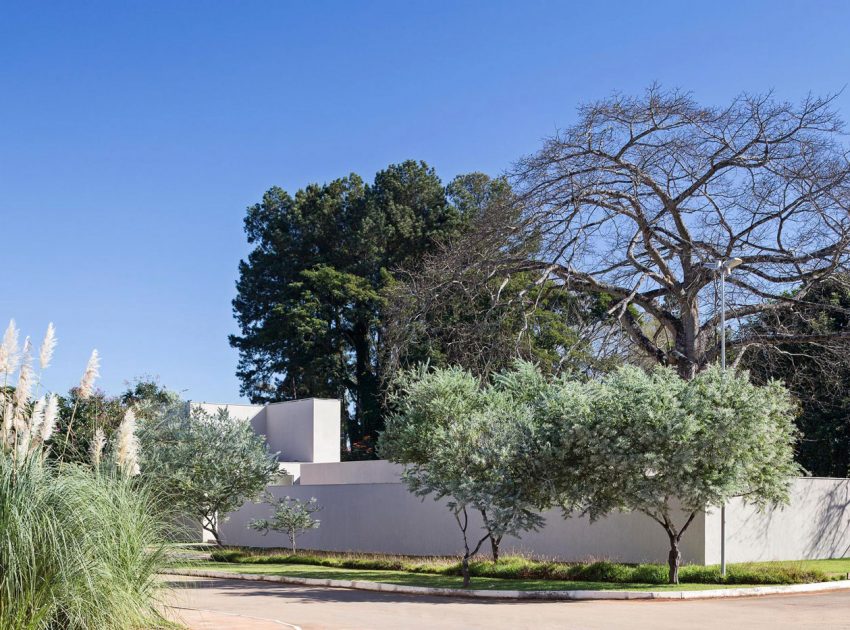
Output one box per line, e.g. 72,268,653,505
200,397,850,565
261,399,341,463
195,398,340,463
220,472,850,564
298,460,402,485
704,478,850,564
219,480,705,564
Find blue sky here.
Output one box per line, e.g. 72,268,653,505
2,0,849,402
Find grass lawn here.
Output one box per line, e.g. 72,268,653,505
190,547,844,587
171,561,755,592
728,558,850,578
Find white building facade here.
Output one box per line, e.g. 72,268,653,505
202,398,850,565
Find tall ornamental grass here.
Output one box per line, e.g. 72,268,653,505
0,320,171,630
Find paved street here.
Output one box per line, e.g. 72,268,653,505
164,575,850,630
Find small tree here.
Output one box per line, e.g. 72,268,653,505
379,366,544,586
139,404,279,544
250,495,321,553
577,365,800,584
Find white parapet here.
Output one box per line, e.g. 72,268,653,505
298,460,403,485
193,398,341,464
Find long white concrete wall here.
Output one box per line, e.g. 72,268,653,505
219,461,706,564
704,477,850,564
219,462,850,565
204,398,850,565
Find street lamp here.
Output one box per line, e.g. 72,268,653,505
704,256,742,577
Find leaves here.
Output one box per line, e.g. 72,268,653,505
138,405,279,542
379,364,548,552
382,361,800,578
250,495,321,550
231,161,465,447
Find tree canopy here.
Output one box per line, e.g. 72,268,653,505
383,173,619,381
48,378,176,465
232,163,598,453
382,361,800,585
379,365,545,585
138,404,279,544
743,276,850,476
231,161,469,450
557,365,800,583
438,87,850,379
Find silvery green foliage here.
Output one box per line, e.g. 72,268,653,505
381,361,799,584
575,364,800,583
139,405,279,544
380,364,545,577
250,495,321,553
584,365,800,520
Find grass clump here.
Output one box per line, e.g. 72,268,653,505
0,320,172,629
0,453,172,629
205,548,832,586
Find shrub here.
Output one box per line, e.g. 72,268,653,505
211,549,247,563
250,495,321,553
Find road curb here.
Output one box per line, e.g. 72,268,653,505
162,568,850,601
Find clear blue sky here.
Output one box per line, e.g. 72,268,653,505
2,0,848,402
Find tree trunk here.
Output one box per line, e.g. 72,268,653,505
667,539,681,584
489,534,501,563
203,514,221,546
676,300,703,380
290,530,297,554
208,530,222,546
453,507,490,588
352,323,381,443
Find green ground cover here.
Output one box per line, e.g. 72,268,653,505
173,561,745,591
739,558,850,577
170,548,849,589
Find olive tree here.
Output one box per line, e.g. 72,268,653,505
139,404,280,544
250,495,321,553
379,366,545,586
577,365,800,583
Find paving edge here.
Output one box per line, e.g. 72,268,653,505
161,568,850,601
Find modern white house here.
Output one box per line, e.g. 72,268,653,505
200,398,850,565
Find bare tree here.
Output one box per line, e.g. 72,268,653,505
470,86,850,377
382,175,621,382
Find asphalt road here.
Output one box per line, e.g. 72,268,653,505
163,575,850,630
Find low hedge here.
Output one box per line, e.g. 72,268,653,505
208,549,829,585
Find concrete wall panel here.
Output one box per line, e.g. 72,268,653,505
219,482,705,564
298,461,403,485
704,478,850,564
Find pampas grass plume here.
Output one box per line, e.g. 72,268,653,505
115,408,141,476
29,396,46,437
78,349,100,400
0,319,20,375
14,338,34,411
39,323,57,370
1,400,13,447
40,394,58,443
91,428,106,468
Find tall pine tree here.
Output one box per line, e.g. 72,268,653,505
230,161,467,450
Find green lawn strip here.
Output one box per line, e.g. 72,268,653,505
171,561,750,592
200,549,834,586
705,558,850,578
